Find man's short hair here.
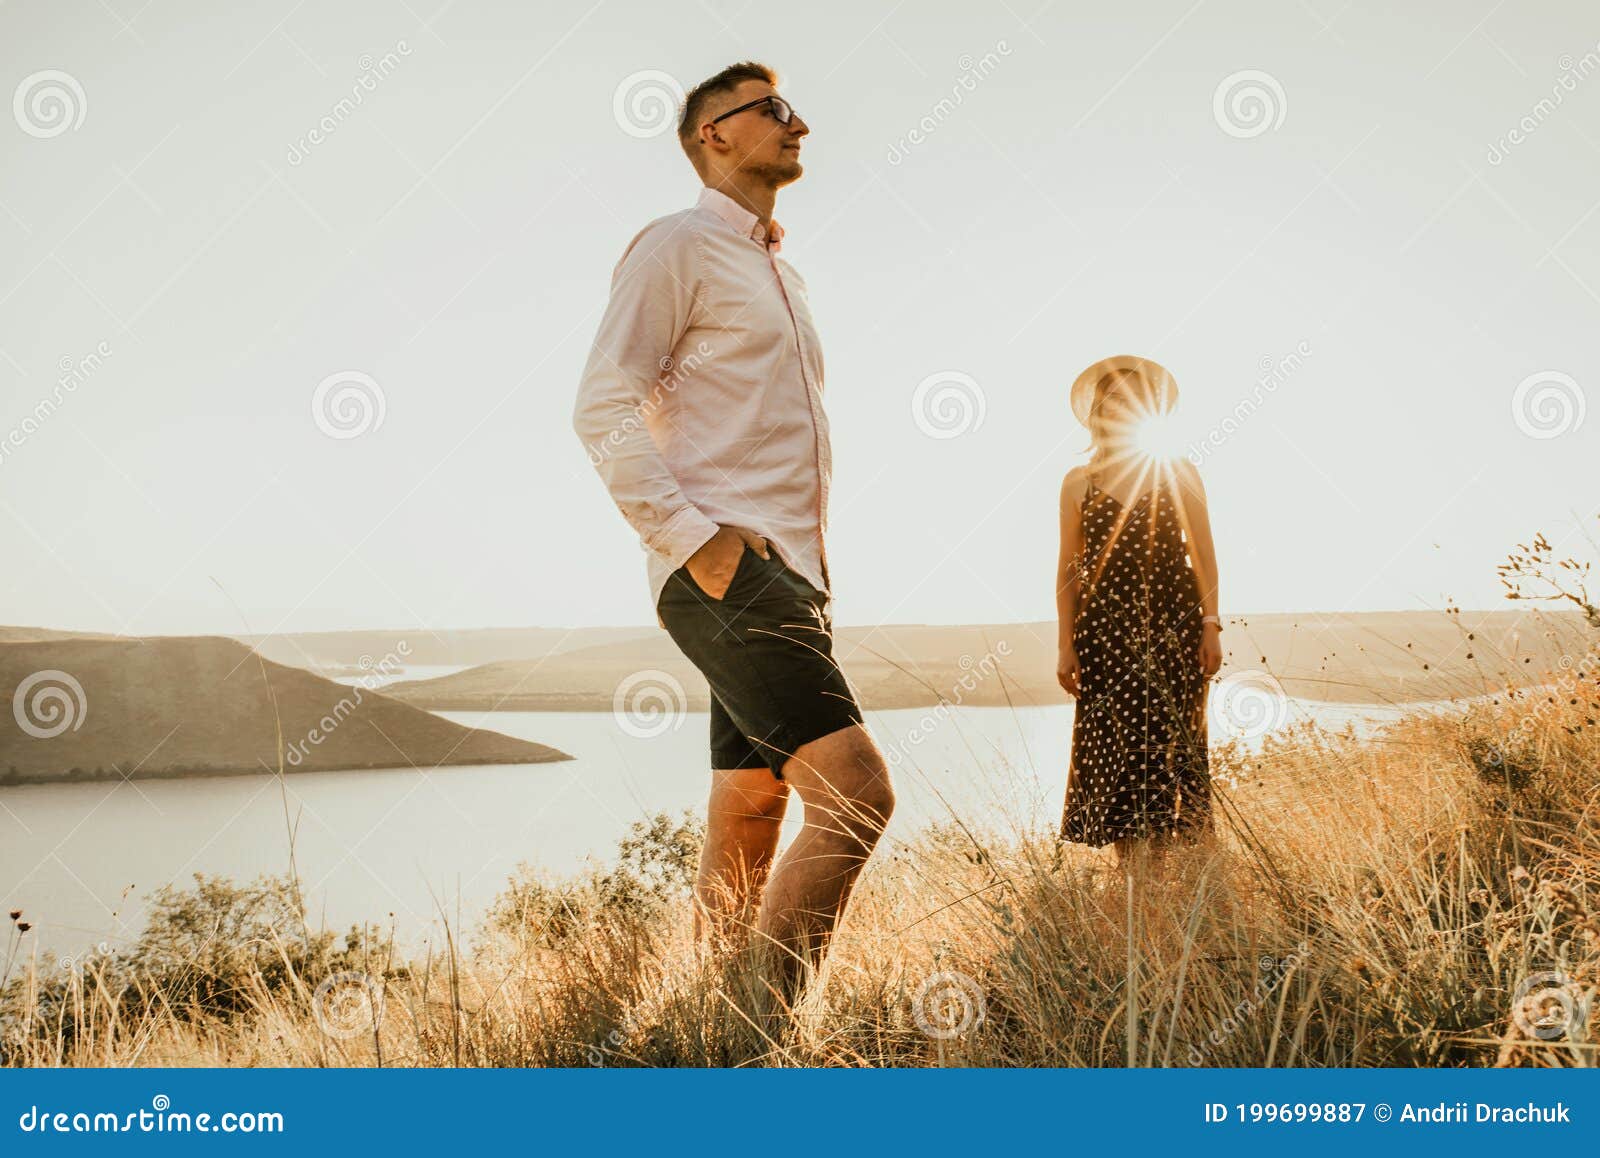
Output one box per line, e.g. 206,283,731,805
677,61,778,164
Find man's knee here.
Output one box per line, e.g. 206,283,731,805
858,753,895,820
740,777,791,822
790,726,895,833
844,728,894,817
709,767,790,822
850,776,895,839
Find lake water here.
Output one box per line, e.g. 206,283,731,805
0,694,1465,961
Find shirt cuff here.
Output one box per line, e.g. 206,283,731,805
650,504,722,573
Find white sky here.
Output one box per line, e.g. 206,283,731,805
2,0,1597,635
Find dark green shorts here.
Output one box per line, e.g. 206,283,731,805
656,546,862,779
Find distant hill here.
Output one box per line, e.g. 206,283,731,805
0,636,569,787
1209,609,1589,703
232,626,660,674
0,626,125,644
374,622,1049,712
380,609,1591,711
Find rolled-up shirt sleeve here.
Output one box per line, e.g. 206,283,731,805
573,220,722,571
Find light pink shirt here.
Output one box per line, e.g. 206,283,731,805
573,186,832,616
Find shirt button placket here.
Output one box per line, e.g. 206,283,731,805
770,251,831,589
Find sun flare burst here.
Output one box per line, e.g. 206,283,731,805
1130,410,1189,463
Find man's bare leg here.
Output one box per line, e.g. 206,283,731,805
694,767,790,952
753,724,894,1005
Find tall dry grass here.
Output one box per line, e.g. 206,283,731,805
4,653,1595,1068
3,541,1597,1068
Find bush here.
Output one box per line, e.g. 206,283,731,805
486,811,702,947
1,873,393,1061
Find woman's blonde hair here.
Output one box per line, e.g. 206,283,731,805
1083,366,1175,455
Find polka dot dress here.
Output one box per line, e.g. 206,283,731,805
1061,470,1212,847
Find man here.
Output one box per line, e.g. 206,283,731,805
572,62,894,1004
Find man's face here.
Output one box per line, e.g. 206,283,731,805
701,79,810,186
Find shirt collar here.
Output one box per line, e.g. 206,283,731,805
696,186,783,253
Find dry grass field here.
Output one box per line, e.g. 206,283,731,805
3,538,1596,1068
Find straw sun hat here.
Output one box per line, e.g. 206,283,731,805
1069,355,1178,426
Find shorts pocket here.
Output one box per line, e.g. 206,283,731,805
679,543,754,604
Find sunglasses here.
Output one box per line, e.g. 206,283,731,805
709,94,799,127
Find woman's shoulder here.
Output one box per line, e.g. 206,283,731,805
1168,455,1204,492
1060,465,1093,506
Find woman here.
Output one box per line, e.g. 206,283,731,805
1056,355,1223,863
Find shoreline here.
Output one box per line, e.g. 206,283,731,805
0,685,1538,791
393,682,1516,713
0,748,572,790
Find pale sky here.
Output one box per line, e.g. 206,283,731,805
2,0,1597,635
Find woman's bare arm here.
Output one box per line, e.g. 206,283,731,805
1057,469,1087,649
1172,458,1220,620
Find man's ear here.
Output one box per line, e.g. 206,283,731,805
697,120,727,154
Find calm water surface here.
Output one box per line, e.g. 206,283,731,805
0,694,1465,959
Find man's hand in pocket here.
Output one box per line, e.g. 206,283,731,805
684,526,769,600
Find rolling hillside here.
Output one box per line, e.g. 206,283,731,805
233,626,659,674
0,635,569,786
379,609,1588,711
